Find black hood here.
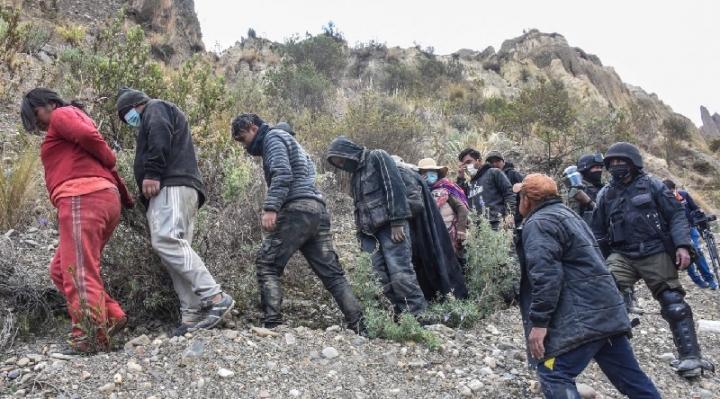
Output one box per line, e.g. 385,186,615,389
272,122,295,136
503,162,516,172
246,123,271,156
327,136,365,172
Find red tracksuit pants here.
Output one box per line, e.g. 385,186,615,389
50,189,125,342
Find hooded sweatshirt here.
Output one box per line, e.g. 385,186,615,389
246,122,325,211
117,87,206,208
327,136,410,234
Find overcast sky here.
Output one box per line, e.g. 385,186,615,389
195,0,719,126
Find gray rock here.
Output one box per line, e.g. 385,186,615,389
13,389,26,397
251,327,279,337
289,389,300,397
224,330,239,340
309,351,320,360
182,339,205,358
8,369,20,379
27,227,38,234
322,347,339,359
23,239,40,247
698,388,713,398
657,352,676,362
127,334,151,347
285,333,296,345
468,379,483,391
217,368,234,378
16,358,30,367
459,385,473,397
576,383,595,399
479,367,493,376
4,229,18,238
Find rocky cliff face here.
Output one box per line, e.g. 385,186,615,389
700,106,720,138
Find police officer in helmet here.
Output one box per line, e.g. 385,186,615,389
591,142,714,378
564,153,645,315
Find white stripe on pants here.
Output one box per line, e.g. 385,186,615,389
147,186,220,322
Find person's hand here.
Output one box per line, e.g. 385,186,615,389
457,231,467,241
528,327,547,359
262,211,277,231
457,163,466,178
142,179,161,199
391,226,405,243
676,247,691,270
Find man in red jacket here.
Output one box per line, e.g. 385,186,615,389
21,88,134,351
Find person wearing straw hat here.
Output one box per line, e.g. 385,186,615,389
417,158,469,257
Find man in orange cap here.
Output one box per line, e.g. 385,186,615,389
514,174,660,399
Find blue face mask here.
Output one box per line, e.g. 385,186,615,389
124,108,141,128
426,172,438,185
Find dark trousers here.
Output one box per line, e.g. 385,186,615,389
536,334,660,399
255,199,363,327
361,222,427,315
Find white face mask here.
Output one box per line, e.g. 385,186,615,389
466,163,478,177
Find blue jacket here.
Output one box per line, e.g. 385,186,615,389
676,190,700,226
247,123,325,211
327,137,410,234
516,198,629,365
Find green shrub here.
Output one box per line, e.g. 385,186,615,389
351,253,440,348
282,34,347,83
265,60,334,113
463,214,517,314
709,138,720,153
56,24,87,46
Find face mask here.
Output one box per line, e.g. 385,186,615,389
466,164,478,177
124,108,141,128
608,164,631,181
339,159,358,172
586,171,603,185
426,172,438,185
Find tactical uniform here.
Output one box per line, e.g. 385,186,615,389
592,142,714,378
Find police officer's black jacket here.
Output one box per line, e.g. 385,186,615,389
591,172,692,258
516,198,629,365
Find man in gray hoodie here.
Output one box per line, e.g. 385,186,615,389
232,114,364,333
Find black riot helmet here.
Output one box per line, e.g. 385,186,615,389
576,153,604,173
603,142,643,169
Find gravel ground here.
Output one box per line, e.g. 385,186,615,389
1,276,720,399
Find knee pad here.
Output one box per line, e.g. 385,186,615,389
658,289,692,322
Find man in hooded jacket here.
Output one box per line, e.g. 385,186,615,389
485,150,523,226
232,115,364,332
327,137,427,316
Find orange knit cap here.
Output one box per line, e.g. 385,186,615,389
512,173,559,201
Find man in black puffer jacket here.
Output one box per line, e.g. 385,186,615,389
514,173,660,399
456,148,516,230
327,136,427,317
232,115,364,333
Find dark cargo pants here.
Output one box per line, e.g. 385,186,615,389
256,199,363,328
361,222,427,316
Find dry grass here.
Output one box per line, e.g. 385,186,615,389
0,144,40,231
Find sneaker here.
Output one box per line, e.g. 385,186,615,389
698,282,710,289
710,282,718,290
672,357,715,378
194,293,235,330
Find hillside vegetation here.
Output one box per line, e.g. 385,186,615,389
1,5,719,344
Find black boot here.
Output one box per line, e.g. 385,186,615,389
659,290,715,378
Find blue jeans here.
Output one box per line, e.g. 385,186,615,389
687,228,716,287
536,335,660,399
361,222,427,315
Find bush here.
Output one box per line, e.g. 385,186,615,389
709,138,720,153
265,60,334,113
351,253,440,348
282,34,347,83
247,28,257,39
56,24,86,46
463,214,517,315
